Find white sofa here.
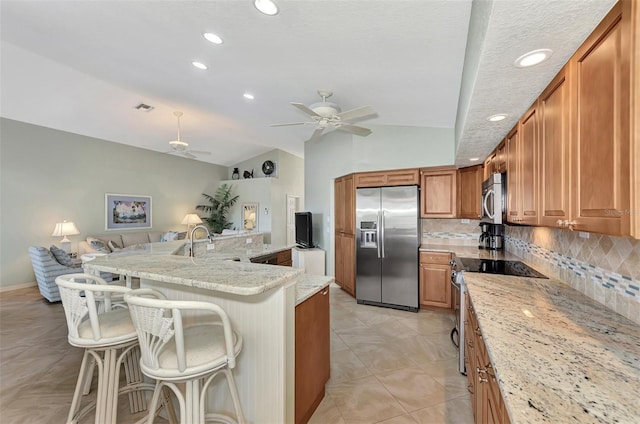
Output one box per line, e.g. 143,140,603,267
78,230,183,255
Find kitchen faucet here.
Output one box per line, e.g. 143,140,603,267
189,224,213,257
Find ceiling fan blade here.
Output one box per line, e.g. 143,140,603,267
291,102,321,118
183,152,197,159
270,122,308,127
189,150,211,155
337,123,372,137
337,106,377,122
307,127,325,143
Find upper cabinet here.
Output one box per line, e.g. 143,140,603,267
420,167,457,218
335,174,355,235
570,0,631,236
505,125,520,224
539,65,572,228
517,102,540,226
354,168,419,188
457,165,483,219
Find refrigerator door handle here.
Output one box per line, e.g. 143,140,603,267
381,210,386,258
376,212,381,258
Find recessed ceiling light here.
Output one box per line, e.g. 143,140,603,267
192,61,208,70
254,0,279,15
203,33,223,45
243,93,255,100
514,49,553,68
487,114,507,122
469,157,480,162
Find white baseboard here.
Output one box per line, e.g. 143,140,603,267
0,282,37,293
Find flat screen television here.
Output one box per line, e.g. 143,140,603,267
295,212,314,249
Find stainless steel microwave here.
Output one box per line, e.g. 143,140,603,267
481,173,506,224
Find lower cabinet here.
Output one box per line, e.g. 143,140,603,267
419,251,452,308
250,249,292,266
465,292,511,424
295,286,330,424
335,233,355,297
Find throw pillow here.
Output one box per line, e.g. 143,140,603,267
87,237,111,254
160,231,179,242
108,240,122,252
50,245,80,268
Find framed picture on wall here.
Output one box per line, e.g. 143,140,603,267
105,193,152,230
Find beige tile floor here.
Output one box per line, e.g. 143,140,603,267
0,284,473,424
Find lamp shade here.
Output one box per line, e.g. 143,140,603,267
52,221,80,237
181,214,203,225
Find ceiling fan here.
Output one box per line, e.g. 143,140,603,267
271,89,377,142
166,111,211,159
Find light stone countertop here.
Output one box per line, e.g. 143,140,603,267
295,275,333,306
421,243,640,423
84,241,330,302
465,273,640,424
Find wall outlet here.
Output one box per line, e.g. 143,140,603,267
246,238,252,244
461,219,470,224
579,232,590,239
206,243,215,250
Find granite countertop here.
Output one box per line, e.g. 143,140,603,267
295,275,333,306
84,249,303,296
420,243,640,422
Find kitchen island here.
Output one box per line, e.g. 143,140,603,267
420,243,640,423
84,243,332,423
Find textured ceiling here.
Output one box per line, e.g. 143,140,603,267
0,0,617,167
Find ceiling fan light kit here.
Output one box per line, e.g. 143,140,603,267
270,89,377,143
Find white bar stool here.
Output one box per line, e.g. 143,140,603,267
55,274,160,423
124,288,246,424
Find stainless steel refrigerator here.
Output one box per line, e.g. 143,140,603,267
356,186,419,312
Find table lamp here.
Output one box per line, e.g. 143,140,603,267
52,220,80,253
181,213,203,239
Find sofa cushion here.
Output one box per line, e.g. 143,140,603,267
49,245,80,268
161,231,179,242
108,240,122,252
121,232,150,247
148,231,163,243
87,237,111,253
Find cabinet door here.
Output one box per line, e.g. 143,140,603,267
335,234,355,297
355,169,419,187
496,142,507,173
295,287,330,424
458,165,483,219
419,263,452,308
420,168,457,218
540,66,572,227
505,126,520,224
343,175,355,235
519,102,540,225
571,1,630,236
334,177,345,234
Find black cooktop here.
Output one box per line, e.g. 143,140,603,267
457,258,548,279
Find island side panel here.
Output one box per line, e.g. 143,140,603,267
140,277,297,423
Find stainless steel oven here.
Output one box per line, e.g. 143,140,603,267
449,260,466,375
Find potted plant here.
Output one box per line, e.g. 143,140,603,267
196,184,239,234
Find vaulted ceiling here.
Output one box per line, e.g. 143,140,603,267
0,0,616,166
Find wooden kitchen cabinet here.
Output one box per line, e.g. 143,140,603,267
295,286,330,424
354,168,419,188
458,165,483,219
334,174,356,296
334,174,355,235
420,167,457,218
465,293,511,424
419,251,452,308
505,126,519,224
569,0,631,236
483,154,496,180
495,141,507,173
539,65,572,228
250,249,292,266
335,233,355,297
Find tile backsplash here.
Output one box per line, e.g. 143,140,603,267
420,219,640,325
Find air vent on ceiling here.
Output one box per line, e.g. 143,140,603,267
134,103,154,112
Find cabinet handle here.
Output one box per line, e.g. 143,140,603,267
477,367,488,374
474,327,481,336
321,289,329,296
478,376,488,383
467,340,473,348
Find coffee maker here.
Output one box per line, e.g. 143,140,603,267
479,223,504,250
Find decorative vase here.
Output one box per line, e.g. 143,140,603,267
232,168,240,180
243,170,254,179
